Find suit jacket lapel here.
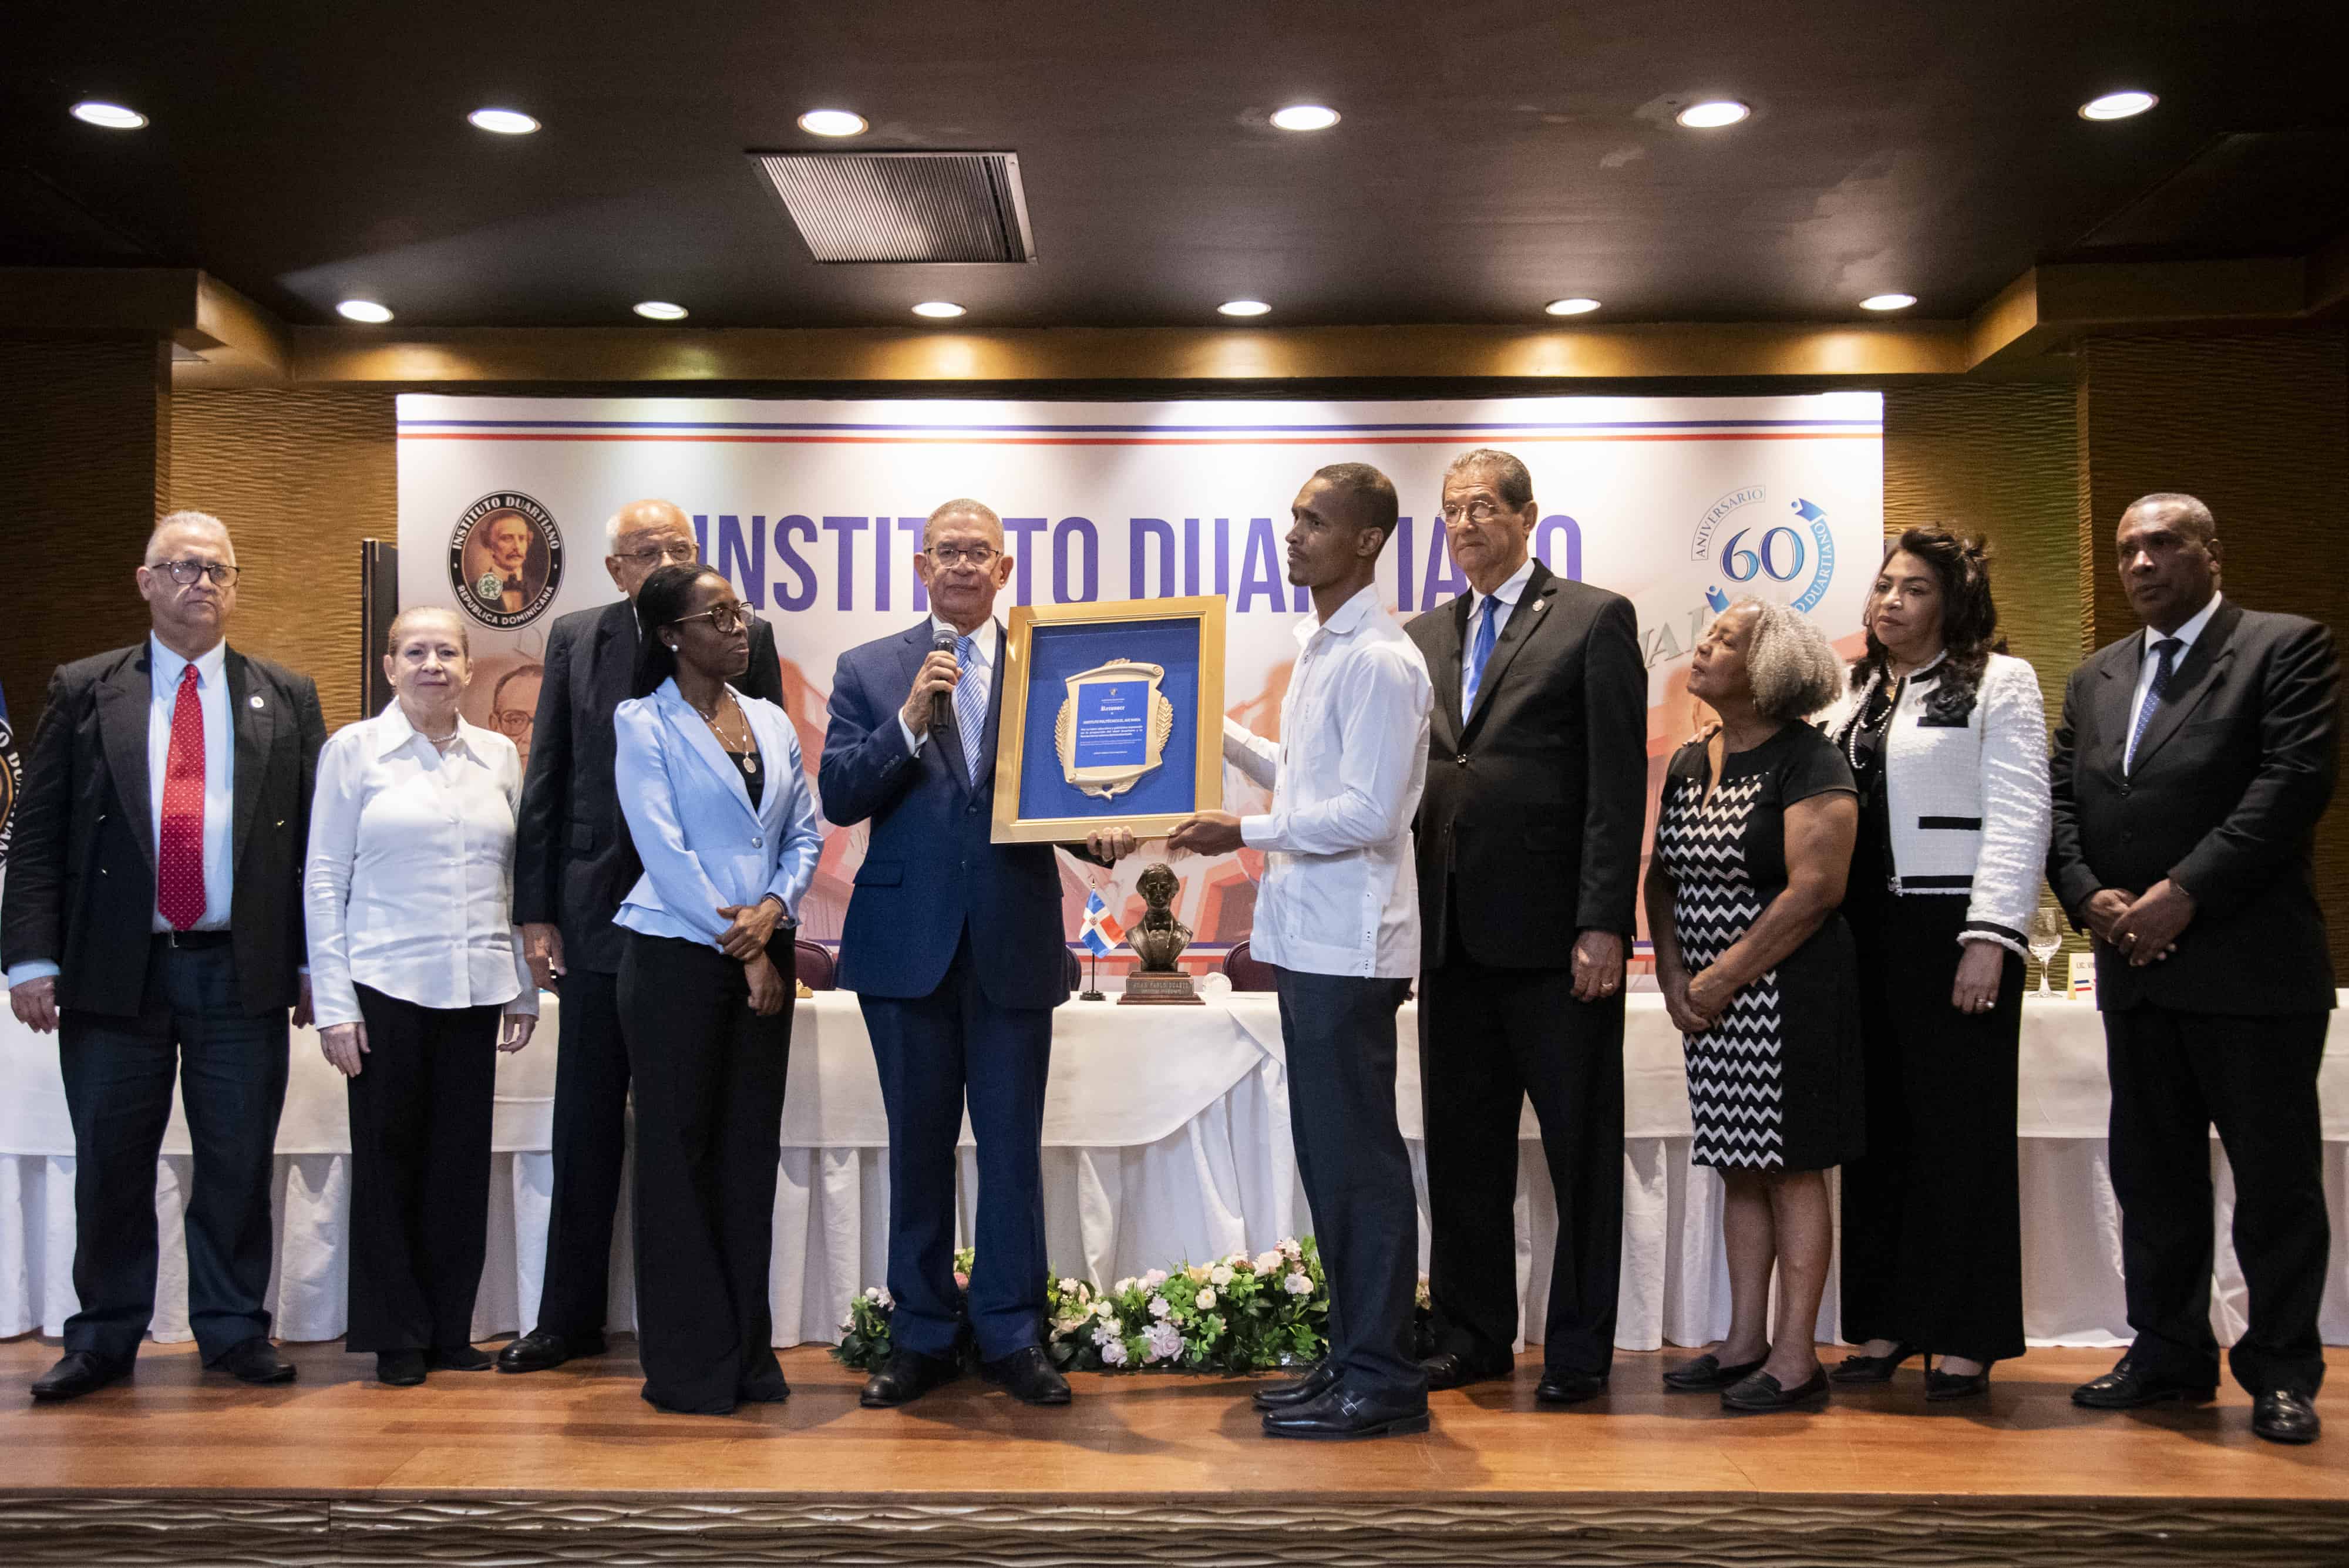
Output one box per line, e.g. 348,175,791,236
593,599,635,716
1462,561,1554,742
96,647,157,874
226,650,271,876
1430,594,1468,751
659,682,760,826
2130,600,2240,772
972,618,1008,798
894,622,962,798
2092,648,2135,773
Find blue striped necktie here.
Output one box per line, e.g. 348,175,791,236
2125,636,2183,774
955,632,987,785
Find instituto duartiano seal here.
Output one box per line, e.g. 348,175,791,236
1054,658,1175,800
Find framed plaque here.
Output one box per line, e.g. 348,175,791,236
991,595,1226,844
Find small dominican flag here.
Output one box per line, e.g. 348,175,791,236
1079,888,1126,958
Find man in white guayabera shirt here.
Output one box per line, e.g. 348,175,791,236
1169,462,1433,1441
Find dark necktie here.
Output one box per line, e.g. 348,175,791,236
2125,636,2184,774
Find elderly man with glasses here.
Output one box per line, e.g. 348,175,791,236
499,499,787,1375
5,510,327,1401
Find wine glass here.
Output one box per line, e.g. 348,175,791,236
2027,907,2065,994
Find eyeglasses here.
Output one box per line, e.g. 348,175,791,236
490,709,533,737
1439,500,1511,526
671,603,752,635
152,558,241,587
616,540,698,567
926,544,999,568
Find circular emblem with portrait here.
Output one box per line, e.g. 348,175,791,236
0,714,19,869
449,492,565,630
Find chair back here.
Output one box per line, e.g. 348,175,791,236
1222,939,1277,992
793,938,838,991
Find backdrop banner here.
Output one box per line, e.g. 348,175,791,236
396,393,1883,950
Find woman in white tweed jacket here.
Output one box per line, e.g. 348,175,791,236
1818,526,2051,1401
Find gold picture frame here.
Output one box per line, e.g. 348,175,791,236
991,595,1226,844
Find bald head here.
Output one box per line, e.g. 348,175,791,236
604,497,700,599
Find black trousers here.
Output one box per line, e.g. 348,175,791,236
1419,944,1624,1378
56,940,288,1365
1839,892,2026,1362
345,986,500,1354
859,930,1053,1362
1275,965,1425,1404
532,965,628,1340
2104,1002,2329,1399
618,933,793,1414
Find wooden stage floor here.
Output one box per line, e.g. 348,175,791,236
1,1337,2344,1566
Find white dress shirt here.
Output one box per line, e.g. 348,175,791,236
304,702,537,1030
1221,584,1433,978
897,616,999,756
147,635,236,933
1459,556,1537,713
2126,590,2223,774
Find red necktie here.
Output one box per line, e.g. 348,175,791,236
157,664,208,931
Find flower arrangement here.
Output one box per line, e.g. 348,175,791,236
836,1237,1430,1375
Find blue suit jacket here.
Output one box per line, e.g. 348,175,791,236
613,679,823,950
821,620,1071,1008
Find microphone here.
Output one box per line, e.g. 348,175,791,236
931,626,958,737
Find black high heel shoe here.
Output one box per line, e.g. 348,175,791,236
1828,1342,1919,1384
1924,1361,1992,1401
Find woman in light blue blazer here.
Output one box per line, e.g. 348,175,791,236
612,564,822,1415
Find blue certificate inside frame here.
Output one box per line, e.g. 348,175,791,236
992,595,1226,844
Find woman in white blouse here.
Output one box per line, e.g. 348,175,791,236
1820,526,2051,1401
305,607,538,1388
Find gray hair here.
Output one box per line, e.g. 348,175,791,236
147,509,231,564
385,604,470,656
605,498,694,553
1443,448,1534,510
2123,492,2217,543
1732,598,1845,722
924,497,1004,545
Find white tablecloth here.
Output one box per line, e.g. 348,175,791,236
2,990,2344,1352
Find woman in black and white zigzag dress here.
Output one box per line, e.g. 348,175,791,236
1644,598,1860,1413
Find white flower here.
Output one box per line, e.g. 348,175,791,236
1142,1268,1168,1288
1282,1270,1313,1296
1196,1287,1217,1310
1254,1250,1284,1273
1092,1320,1120,1345
1209,1265,1234,1287
1278,1237,1303,1259
1114,1277,1138,1295
1094,1300,1119,1320
1143,1321,1183,1362
1223,1251,1248,1270
1099,1336,1129,1366
1149,1296,1172,1320
1058,1277,1080,1296
863,1286,883,1301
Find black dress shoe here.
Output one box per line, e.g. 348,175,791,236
1721,1366,1829,1412
860,1347,963,1408
1828,1342,1919,1384
980,1344,1072,1406
1536,1369,1609,1405
429,1344,493,1372
1262,1382,1431,1440
376,1351,428,1387
1421,1350,1513,1391
1253,1361,1339,1411
1662,1351,1768,1392
30,1350,130,1402
213,1337,297,1385
496,1329,604,1374
1924,1364,1991,1401
2252,1391,2321,1445
2070,1360,2217,1409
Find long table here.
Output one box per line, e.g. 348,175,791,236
3,990,2343,1352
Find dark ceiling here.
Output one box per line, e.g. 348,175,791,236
5,0,2347,330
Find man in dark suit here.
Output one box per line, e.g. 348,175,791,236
2049,490,2337,1446
1402,449,1647,1404
499,498,785,1374
5,510,325,1401
822,498,1121,1411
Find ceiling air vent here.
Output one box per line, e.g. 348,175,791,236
751,150,1036,264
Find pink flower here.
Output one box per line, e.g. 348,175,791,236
953,1271,971,1290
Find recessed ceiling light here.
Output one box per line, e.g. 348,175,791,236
1544,297,1601,316
911,301,965,318
1675,100,1750,129
633,301,688,321
336,300,394,324
467,107,540,135
1860,293,1918,312
798,109,869,137
70,100,147,130
1270,104,1340,132
2078,90,2157,122
1217,300,1272,318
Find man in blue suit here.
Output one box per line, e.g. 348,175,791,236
822,498,1123,1409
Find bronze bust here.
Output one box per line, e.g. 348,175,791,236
1118,862,1202,1005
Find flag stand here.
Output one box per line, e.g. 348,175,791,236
1080,950,1105,1002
